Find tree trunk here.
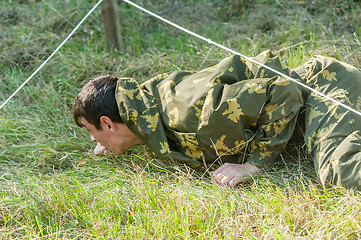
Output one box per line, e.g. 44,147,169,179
101,0,123,51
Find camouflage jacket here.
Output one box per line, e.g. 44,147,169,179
115,50,304,170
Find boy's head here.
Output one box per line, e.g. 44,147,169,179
73,76,143,154
73,75,123,130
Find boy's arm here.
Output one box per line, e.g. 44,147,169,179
212,78,303,187
246,77,303,169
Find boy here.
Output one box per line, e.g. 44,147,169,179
73,50,361,189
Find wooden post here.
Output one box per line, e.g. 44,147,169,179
101,0,123,51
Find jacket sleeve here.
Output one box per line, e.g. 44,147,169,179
246,76,303,169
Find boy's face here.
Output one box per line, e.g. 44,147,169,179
80,117,142,154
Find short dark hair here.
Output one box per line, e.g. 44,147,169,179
73,75,123,130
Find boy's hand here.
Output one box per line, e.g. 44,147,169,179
212,162,263,187
93,142,110,155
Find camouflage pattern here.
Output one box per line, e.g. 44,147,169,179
115,50,304,170
115,49,361,189
295,56,361,190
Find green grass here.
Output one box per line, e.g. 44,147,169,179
1,0,361,238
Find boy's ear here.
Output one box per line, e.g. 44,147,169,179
99,116,116,132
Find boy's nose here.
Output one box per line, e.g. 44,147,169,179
90,134,96,142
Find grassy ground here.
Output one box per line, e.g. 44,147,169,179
1,0,361,238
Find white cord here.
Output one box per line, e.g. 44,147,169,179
0,0,104,110
123,0,361,117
